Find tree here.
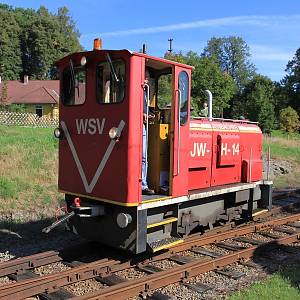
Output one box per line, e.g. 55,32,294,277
165,51,236,116
281,48,300,114
0,5,82,80
279,106,300,133
273,82,290,120
238,75,275,132
0,8,22,79
203,36,256,89
24,6,82,79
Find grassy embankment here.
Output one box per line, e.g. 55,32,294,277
229,265,300,300
0,125,60,217
263,130,300,188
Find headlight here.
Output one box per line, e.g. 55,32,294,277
54,127,63,139
109,127,120,140
80,56,87,66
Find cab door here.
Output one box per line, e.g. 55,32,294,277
170,66,191,197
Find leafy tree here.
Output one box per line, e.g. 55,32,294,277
24,6,82,79
281,48,300,114
165,51,236,116
0,8,22,79
273,82,290,120
237,75,275,132
279,106,300,133
0,5,82,80
203,36,255,89
157,73,172,108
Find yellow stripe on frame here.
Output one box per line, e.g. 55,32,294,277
58,190,139,207
142,196,172,204
252,209,268,217
147,217,178,229
152,239,184,252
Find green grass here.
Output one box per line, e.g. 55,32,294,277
229,266,300,300
264,130,300,162
263,130,300,188
0,125,61,215
0,176,18,199
271,129,300,140
264,143,300,162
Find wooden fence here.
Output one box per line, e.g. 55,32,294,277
0,111,58,128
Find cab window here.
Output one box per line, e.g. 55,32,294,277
157,73,172,109
62,63,86,106
178,71,189,125
96,59,125,103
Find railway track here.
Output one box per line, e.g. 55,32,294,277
0,190,300,300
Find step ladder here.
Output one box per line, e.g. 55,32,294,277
146,216,183,252
148,236,184,253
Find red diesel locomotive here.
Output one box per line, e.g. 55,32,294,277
53,39,272,253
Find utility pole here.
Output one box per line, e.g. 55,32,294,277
142,43,147,54
168,38,173,53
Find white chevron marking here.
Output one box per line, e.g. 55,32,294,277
61,120,126,193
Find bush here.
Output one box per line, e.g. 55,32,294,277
279,106,300,133
8,104,26,113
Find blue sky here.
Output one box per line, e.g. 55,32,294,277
2,0,300,81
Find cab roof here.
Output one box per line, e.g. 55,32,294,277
56,49,194,70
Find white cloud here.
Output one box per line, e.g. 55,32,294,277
82,15,300,38
250,45,294,62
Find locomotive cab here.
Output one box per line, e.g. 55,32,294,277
55,43,272,254
57,47,192,205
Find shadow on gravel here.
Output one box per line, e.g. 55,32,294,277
0,217,83,257
252,239,300,293
0,216,143,264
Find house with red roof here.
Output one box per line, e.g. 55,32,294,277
0,75,59,119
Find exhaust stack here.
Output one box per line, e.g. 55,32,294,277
205,90,212,121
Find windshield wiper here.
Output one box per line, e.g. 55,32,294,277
69,59,79,97
106,53,119,83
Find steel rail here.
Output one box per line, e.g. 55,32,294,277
0,200,291,278
0,242,93,278
73,232,300,300
1,190,296,278
138,212,300,266
0,194,299,300
0,258,125,300
253,199,300,221
0,251,63,278
2,212,299,300
170,212,300,253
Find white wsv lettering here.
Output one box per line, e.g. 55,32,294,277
75,118,106,135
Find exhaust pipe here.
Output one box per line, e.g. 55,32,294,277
205,90,212,121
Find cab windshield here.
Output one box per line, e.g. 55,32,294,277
96,59,125,104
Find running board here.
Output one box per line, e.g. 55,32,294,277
252,208,268,217
148,236,184,253
147,217,178,229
